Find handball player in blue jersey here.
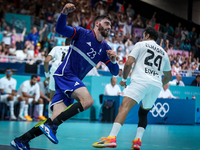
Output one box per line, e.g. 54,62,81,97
10,3,119,149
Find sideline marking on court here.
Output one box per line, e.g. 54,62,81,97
167,146,175,148
81,138,89,140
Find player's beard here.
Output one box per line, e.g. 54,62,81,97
98,23,108,37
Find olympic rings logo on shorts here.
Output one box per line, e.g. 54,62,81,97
150,102,170,117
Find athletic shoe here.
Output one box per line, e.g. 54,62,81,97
24,115,33,121
18,115,27,121
92,136,117,148
38,115,46,121
131,138,141,150
10,115,17,120
39,123,58,144
10,138,30,150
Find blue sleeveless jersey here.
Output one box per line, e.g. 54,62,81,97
54,26,111,80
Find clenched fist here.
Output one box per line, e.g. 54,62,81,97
62,3,76,15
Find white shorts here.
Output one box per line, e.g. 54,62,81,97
0,94,9,102
28,98,34,104
0,94,20,104
13,95,21,102
124,82,161,109
49,73,55,91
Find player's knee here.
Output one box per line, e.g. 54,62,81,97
7,96,14,101
38,98,43,104
25,97,29,104
81,98,93,110
18,96,24,101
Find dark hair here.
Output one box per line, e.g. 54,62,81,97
65,38,71,45
196,74,200,78
5,68,11,71
93,15,111,28
144,27,158,41
31,75,37,79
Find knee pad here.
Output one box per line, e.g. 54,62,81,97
138,107,149,129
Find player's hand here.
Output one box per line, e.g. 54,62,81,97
62,3,76,15
120,81,127,88
106,50,116,63
44,24,48,28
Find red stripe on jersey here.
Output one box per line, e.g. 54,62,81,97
70,27,76,39
105,60,111,64
92,30,95,37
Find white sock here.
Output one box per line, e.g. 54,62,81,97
19,101,25,116
9,101,14,116
135,127,145,140
109,122,122,137
38,104,44,116
24,104,29,116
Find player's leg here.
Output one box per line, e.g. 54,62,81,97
10,101,68,149
48,72,56,118
24,98,33,121
7,95,17,120
39,75,93,144
93,82,146,148
132,85,161,150
10,117,53,150
132,104,150,150
48,90,55,117
50,86,93,126
16,96,27,121
35,98,47,120
93,96,137,148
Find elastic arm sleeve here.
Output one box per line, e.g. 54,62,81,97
106,62,119,76
56,13,75,38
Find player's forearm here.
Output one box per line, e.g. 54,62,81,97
44,61,49,73
107,62,119,76
22,92,34,98
123,64,132,79
56,13,74,38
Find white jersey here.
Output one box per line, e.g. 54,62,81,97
17,80,40,101
0,77,16,93
48,46,69,74
129,40,171,88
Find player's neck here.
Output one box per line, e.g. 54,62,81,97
6,76,11,80
93,29,103,42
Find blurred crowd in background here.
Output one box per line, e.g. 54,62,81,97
0,0,199,77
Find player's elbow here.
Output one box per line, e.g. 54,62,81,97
55,25,62,34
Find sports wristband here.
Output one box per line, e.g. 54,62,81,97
122,78,127,82
44,72,50,78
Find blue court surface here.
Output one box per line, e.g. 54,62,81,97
0,120,200,150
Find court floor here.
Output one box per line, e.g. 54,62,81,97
0,120,199,150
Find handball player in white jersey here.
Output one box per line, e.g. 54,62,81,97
44,38,71,117
93,27,172,150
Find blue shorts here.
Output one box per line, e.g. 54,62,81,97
50,74,86,110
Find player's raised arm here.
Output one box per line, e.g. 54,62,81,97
106,50,119,76
56,3,76,38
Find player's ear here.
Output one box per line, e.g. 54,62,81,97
147,33,150,39
95,20,99,28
